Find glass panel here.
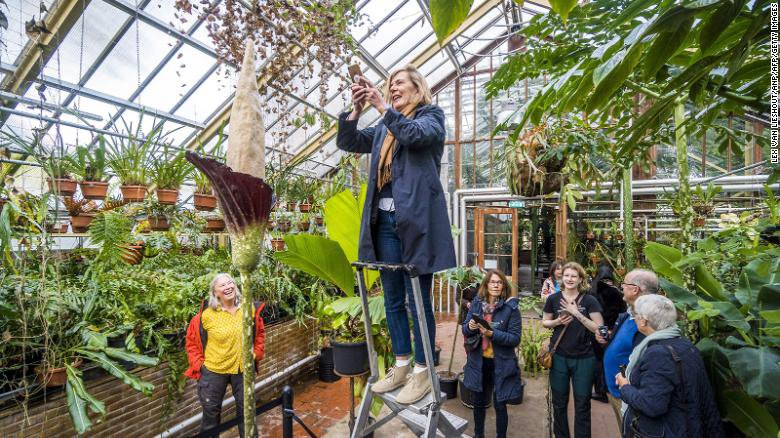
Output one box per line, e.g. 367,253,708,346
466,207,476,265
2,0,57,62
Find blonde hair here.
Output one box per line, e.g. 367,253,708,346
208,273,241,310
477,269,514,301
382,64,432,107
561,262,589,293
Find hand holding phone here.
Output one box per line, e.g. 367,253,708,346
348,64,365,85
471,314,492,331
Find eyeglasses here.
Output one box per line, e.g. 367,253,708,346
620,282,639,289
488,280,503,285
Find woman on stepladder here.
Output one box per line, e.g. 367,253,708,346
336,64,456,404
542,262,606,438
461,269,522,438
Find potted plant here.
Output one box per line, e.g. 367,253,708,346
297,212,311,232
193,170,217,211
269,230,286,251
276,212,292,233
70,138,111,200
143,201,175,232
692,183,721,217
203,211,225,232
107,124,161,202
149,148,191,205
43,150,78,197
63,196,98,232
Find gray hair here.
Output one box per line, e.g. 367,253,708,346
634,295,677,330
208,273,241,310
627,269,660,295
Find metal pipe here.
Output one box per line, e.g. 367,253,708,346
156,354,318,438
0,91,103,121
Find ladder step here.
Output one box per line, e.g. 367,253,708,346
374,387,446,415
398,409,469,437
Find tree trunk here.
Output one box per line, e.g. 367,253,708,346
240,270,257,437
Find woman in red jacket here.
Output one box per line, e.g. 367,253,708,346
184,273,265,438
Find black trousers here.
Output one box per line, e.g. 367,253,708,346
473,357,508,438
198,366,251,438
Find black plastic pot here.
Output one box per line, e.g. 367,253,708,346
318,347,341,383
438,371,458,399
458,372,490,409
331,339,369,377
433,346,441,366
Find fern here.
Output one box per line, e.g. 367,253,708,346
88,212,133,271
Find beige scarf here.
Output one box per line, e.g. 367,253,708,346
377,103,418,191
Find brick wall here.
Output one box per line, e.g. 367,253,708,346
0,318,318,437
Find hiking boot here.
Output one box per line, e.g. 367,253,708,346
395,369,431,404
371,364,410,393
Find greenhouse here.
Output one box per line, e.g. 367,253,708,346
0,0,776,437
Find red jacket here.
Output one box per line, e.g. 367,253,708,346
184,301,266,380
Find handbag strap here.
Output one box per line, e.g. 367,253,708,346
550,294,583,353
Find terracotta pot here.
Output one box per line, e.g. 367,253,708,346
48,178,78,196
206,218,225,232
149,216,170,231
156,188,179,205
315,216,324,226
37,358,83,388
70,214,96,233
693,216,706,227
271,238,286,251
297,221,310,231
278,220,291,233
194,193,217,211
286,201,296,211
616,234,624,241
80,181,109,200
121,185,147,202
298,202,312,213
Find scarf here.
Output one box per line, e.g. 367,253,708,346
621,324,681,415
377,103,418,191
481,301,497,352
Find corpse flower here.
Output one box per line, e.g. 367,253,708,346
185,39,271,437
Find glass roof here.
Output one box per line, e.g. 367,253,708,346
0,0,550,177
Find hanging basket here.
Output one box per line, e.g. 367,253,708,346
194,193,217,211
270,238,286,251
693,216,706,227
121,185,147,202
205,218,225,232
79,181,109,200
48,178,78,197
70,214,96,233
156,188,179,205
298,202,312,213
315,216,324,226
277,220,291,233
297,221,310,232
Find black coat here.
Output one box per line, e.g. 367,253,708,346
336,104,456,275
620,337,726,438
590,264,626,328
461,297,523,403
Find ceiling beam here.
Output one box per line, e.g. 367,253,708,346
0,0,94,126
289,0,503,165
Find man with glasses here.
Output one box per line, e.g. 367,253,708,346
597,269,659,427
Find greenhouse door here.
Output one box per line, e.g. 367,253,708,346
475,208,518,281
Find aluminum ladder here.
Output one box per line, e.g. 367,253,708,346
350,261,469,438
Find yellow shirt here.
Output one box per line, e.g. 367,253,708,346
202,305,244,374
482,342,494,359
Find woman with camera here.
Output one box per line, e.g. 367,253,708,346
542,262,605,438
461,269,522,438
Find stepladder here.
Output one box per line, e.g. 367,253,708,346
350,261,469,438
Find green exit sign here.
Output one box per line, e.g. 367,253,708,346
508,200,525,208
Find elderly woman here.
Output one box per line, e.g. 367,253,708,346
184,273,266,438
462,269,522,438
336,64,455,404
615,295,725,438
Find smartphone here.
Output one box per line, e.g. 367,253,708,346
348,64,364,84
471,314,492,330
619,364,627,377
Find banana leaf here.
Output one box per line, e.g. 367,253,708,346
76,349,154,396
104,347,159,367
274,234,355,295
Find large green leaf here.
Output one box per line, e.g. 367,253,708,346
643,17,693,79
549,0,578,23
65,380,92,434
659,278,698,308
644,242,684,285
429,0,473,44
699,0,738,52
726,346,780,400
737,259,780,308
722,389,780,437
758,283,780,312
274,234,355,295
709,301,750,332
76,349,154,396
323,186,379,289
104,347,159,367
586,43,644,113
693,263,726,301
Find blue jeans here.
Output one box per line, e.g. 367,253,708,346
374,209,435,365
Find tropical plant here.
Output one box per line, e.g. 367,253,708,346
519,323,551,378
149,147,192,190
107,123,167,186
645,235,780,437
193,171,211,195
691,183,723,216
69,138,110,182
87,211,136,273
